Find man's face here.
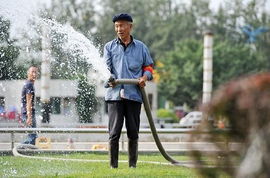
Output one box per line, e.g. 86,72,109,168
114,20,132,40
28,67,38,81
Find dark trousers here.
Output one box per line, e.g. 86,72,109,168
107,99,141,142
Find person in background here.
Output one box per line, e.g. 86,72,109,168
103,13,154,168
21,66,38,145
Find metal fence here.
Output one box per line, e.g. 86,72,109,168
0,128,230,152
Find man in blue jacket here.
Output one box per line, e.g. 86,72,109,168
104,13,154,168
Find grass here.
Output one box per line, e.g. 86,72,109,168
0,153,230,178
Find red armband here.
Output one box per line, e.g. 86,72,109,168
142,64,154,74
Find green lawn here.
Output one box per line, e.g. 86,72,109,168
0,153,229,177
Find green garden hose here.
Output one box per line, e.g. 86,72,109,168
114,79,180,165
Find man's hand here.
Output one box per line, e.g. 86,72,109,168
108,81,116,88
26,117,32,126
104,76,116,88
138,75,148,88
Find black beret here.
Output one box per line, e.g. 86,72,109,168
112,13,133,23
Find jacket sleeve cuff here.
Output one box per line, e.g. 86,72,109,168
143,71,153,81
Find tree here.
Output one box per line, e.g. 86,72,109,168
48,0,96,39
0,17,23,80
212,40,266,88
157,39,203,108
158,37,268,108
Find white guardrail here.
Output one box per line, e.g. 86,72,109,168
0,128,228,151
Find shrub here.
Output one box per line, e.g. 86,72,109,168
76,76,98,123
157,108,178,123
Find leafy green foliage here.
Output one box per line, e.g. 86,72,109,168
48,0,96,39
212,40,267,87
158,39,203,107
157,108,178,122
0,17,23,80
154,0,270,108
158,38,268,107
76,76,98,123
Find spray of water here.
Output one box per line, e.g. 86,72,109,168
41,18,110,81
0,0,110,82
